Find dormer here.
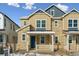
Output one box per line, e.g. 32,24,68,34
45,5,65,17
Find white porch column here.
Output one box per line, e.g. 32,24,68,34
51,34,54,51
27,42,29,52
66,34,69,51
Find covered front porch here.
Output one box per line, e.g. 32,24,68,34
65,31,79,52
27,31,55,53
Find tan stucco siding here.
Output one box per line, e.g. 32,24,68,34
63,13,79,30
29,13,52,30
52,19,65,49
16,26,30,51
62,13,79,52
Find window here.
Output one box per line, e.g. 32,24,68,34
37,20,40,27
4,18,6,27
50,10,54,16
68,20,72,27
36,20,46,28
69,36,72,43
55,37,58,44
40,36,45,44
74,20,77,27
42,20,46,27
22,34,26,40
24,21,26,25
13,25,15,31
68,19,78,27
55,21,58,26
76,36,79,44
0,35,3,42
10,23,12,30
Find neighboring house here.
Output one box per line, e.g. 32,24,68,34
16,5,79,53
0,12,20,54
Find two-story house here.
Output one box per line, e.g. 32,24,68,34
0,12,20,54
16,4,79,53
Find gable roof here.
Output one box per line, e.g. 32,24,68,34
45,4,66,14
62,8,79,18
20,9,53,20
0,11,20,28
16,24,30,32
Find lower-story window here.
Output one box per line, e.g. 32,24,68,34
55,37,58,44
22,33,26,40
69,36,72,43
0,35,3,42
40,36,45,44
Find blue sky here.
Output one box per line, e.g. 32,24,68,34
0,3,79,26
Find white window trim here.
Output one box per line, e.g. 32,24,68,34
35,19,46,30
68,18,78,28
50,9,55,16
40,35,46,44
73,19,78,28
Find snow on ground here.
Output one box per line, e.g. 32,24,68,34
1,52,79,56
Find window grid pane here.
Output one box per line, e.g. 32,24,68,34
68,20,72,27
73,20,77,27
37,20,40,27
22,34,25,40
41,36,44,44
42,20,45,27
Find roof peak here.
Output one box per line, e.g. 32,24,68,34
70,8,79,13
45,4,66,14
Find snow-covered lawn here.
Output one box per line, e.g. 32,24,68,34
0,53,53,56
1,52,79,56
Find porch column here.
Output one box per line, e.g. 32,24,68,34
26,35,29,52
51,34,54,51
27,42,29,52
66,34,69,51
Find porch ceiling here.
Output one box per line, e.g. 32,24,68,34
68,31,79,34
27,31,55,35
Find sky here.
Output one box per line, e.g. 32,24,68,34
0,3,79,26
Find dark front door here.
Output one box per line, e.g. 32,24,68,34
30,36,35,48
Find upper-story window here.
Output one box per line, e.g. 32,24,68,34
37,20,40,27
24,21,26,25
42,20,46,27
10,23,12,30
68,19,78,28
68,20,72,27
4,18,6,27
74,20,77,27
36,20,46,28
13,25,15,31
0,35,3,42
50,10,54,16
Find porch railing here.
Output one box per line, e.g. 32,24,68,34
36,44,52,52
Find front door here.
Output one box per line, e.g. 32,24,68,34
30,36,35,48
